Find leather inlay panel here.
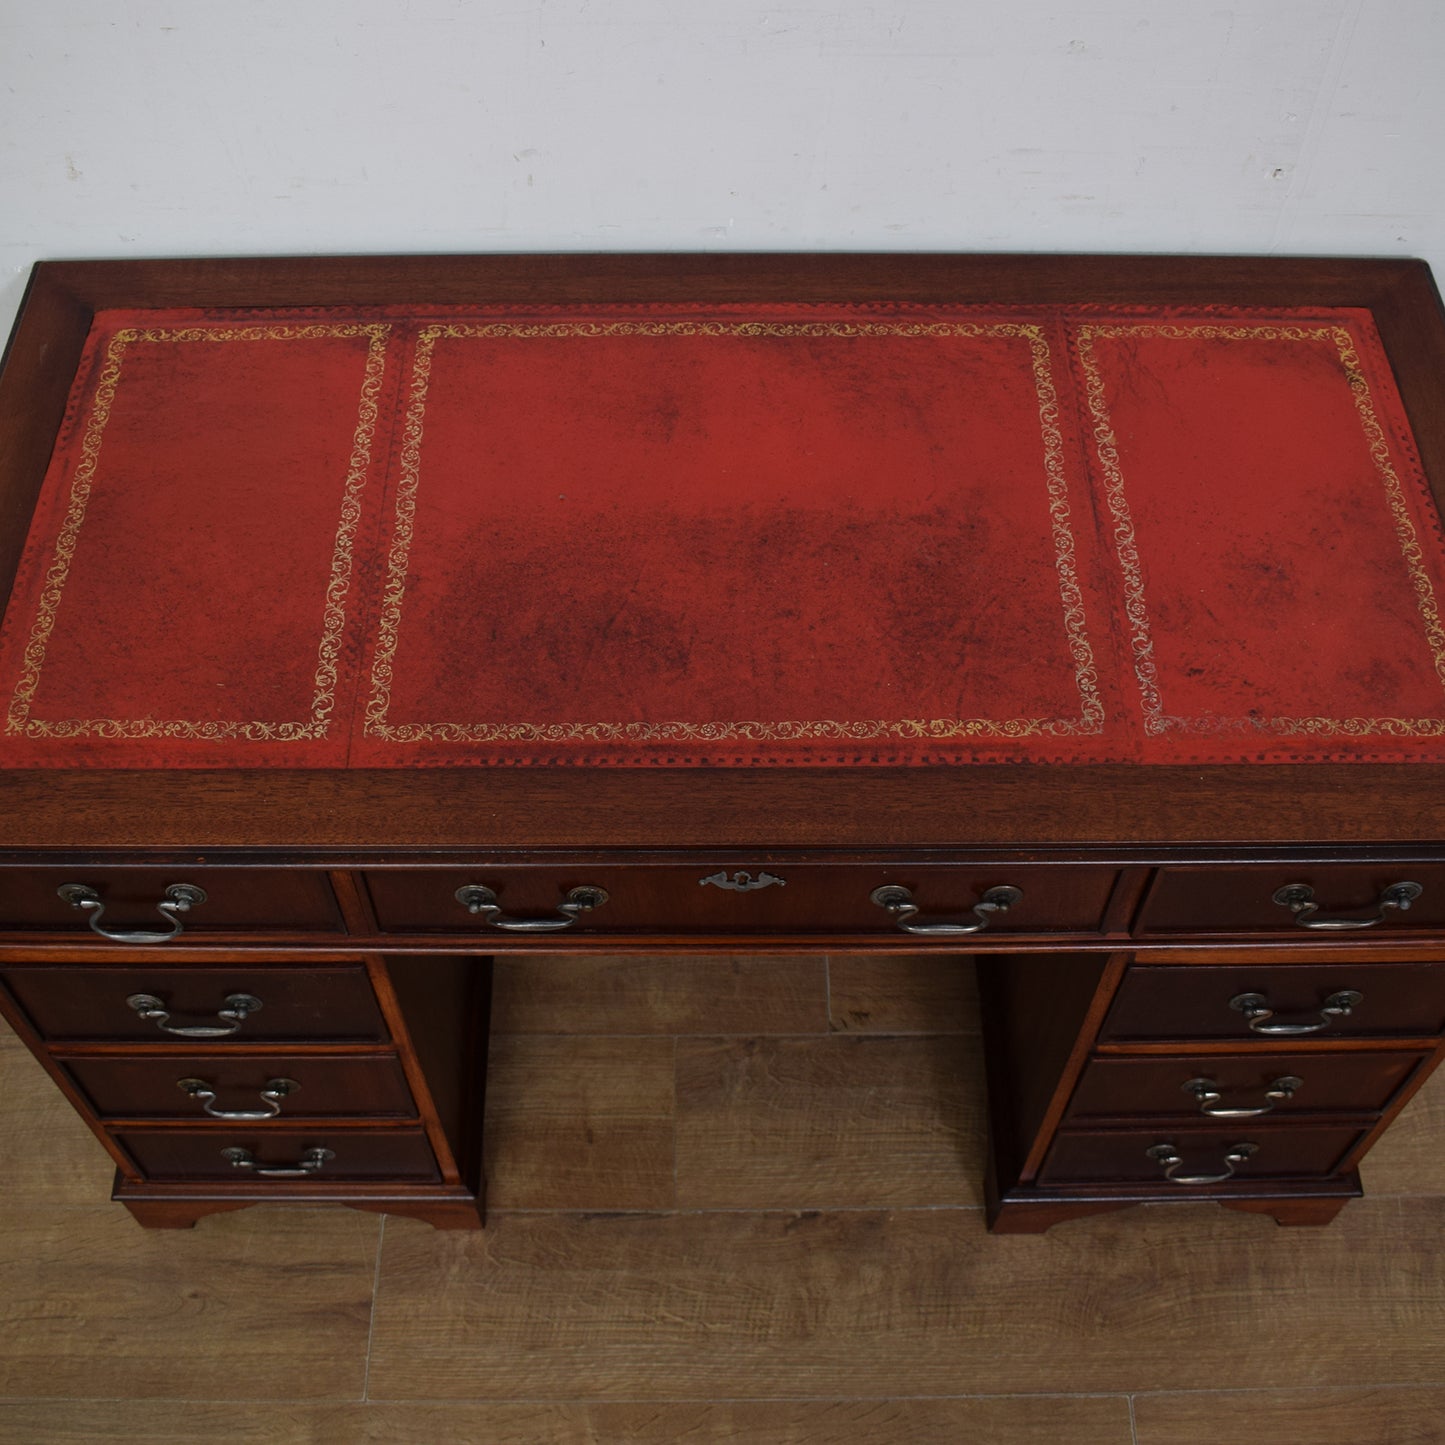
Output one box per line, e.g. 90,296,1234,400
1,301,1440,768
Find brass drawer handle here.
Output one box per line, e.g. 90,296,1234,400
1182,1075,1302,1118
1229,989,1361,1036
1272,880,1421,930
1147,1140,1257,1185
221,1145,334,1178
126,991,262,1038
454,884,609,932
178,1077,298,1120
870,884,1023,935
57,882,207,943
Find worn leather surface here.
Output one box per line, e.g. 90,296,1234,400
1,302,1441,767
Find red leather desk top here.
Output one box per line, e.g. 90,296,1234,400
2,302,1443,769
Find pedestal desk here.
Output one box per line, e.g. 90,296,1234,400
3,254,1445,1233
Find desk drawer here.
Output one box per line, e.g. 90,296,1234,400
1,965,389,1043
1062,1050,1426,1124
1137,865,1445,936
1039,1124,1367,1186
60,1053,416,1120
114,1127,441,1182
1099,960,1445,1042
0,868,343,937
363,864,1118,937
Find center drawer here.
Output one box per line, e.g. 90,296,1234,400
362,864,1119,936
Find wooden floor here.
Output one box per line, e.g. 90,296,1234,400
1,953,1443,1444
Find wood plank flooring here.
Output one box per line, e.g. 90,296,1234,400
1,952,1442,1443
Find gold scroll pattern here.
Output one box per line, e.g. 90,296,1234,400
364,319,1105,746
1076,322,1445,738
5,323,390,742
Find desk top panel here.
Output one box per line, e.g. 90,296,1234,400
1,299,1442,769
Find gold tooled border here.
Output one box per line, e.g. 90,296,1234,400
5,322,389,742
1077,322,1445,737
364,319,1104,746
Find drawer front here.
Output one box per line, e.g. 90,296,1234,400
1063,1050,1426,1123
0,868,343,936
1039,1124,1368,1186
1136,865,1445,936
0,965,389,1043
1099,960,1445,1042
364,864,1119,937
114,1127,440,1182
60,1054,416,1120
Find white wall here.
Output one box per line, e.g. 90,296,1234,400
1,0,1442,334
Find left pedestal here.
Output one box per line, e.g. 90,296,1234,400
0,945,491,1231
